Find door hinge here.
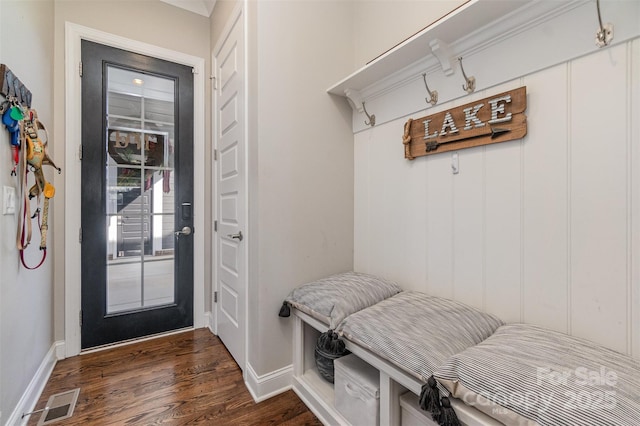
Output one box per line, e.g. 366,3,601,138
214,291,218,303
214,220,218,232
78,144,83,160
79,310,83,327
214,149,218,161
79,227,82,244
79,61,83,77
210,75,216,90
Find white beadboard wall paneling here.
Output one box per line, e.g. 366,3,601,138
351,2,640,357
367,126,392,279
425,95,470,299
353,131,371,274
353,38,640,356
402,139,429,291
354,118,430,289
452,146,485,310
521,64,569,333
391,121,426,288
381,119,429,289
425,154,455,299
631,38,640,359
336,0,640,134
570,43,629,354
483,79,525,324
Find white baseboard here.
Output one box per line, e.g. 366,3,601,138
8,341,63,426
244,363,293,403
55,341,66,361
204,311,215,334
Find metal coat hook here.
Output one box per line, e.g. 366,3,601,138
458,57,475,94
362,102,375,127
595,0,613,48
421,73,438,106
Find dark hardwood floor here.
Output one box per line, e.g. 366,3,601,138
27,329,321,425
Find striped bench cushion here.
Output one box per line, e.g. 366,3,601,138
284,272,402,329
434,323,640,425
336,291,504,393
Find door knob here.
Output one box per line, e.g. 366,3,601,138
174,226,192,239
227,231,243,241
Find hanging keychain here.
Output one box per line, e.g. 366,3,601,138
2,98,22,175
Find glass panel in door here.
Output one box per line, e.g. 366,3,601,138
105,67,175,314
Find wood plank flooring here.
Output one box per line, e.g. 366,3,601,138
28,329,321,425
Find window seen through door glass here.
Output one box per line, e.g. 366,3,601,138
105,66,176,314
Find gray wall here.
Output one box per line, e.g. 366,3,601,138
252,0,355,375
0,1,55,423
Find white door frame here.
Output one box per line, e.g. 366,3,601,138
212,1,248,372
63,22,206,357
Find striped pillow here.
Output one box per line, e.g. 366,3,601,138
336,291,504,389
434,324,640,426
283,272,402,329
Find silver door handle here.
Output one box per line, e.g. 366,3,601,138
227,231,243,241
175,226,192,239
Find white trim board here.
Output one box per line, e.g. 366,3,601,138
7,341,63,426
244,362,293,403
63,22,206,357
204,311,214,334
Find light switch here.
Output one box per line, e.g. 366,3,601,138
3,186,16,215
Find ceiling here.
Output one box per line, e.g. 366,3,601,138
159,0,216,17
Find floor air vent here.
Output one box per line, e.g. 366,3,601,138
37,388,80,425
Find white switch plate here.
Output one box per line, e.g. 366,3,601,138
3,185,16,215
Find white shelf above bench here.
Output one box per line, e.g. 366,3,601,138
327,0,529,97
328,0,640,133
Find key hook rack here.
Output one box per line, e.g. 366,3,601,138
421,73,438,106
0,64,32,108
595,0,614,48
458,57,475,94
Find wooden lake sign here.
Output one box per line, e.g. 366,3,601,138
403,86,527,159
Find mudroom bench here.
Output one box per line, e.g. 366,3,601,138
281,273,640,426
290,307,500,426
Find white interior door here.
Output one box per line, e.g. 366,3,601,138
214,6,246,370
